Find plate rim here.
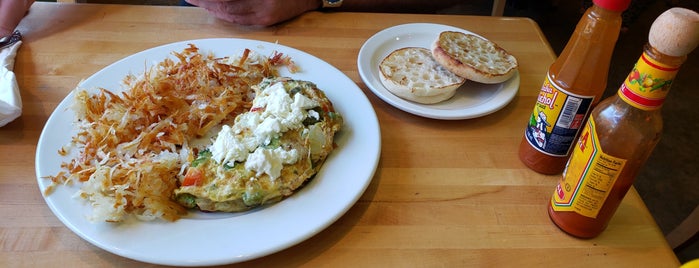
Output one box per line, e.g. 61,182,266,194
357,22,520,120
35,38,381,266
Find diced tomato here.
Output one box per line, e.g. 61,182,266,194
182,168,203,186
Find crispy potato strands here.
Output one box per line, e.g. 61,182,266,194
47,44,296,222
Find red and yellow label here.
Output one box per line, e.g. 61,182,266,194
550,117,626,218
618,52,679,110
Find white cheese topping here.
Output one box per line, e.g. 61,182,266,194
209,81,319,179
245,147,299,179
210,125,249,164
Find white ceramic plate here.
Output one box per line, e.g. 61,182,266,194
357,23,520,120
35,38,381,266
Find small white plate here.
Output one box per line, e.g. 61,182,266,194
35,38,381,266
357,23,520,120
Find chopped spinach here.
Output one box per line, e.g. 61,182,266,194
176,194,197,208
289,86,302,96
191,149,212,167
303,107,323,126
263,136,281,149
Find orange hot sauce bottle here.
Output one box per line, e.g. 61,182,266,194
518,0,630,175
548,8,699,238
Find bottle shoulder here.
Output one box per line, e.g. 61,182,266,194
589,96,663,157
593,96,663,128
548,5,624,96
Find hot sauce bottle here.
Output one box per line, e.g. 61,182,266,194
518,0,630,175
548,7,699,238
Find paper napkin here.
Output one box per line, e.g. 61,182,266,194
0,31,22,127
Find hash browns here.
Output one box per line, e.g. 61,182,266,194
47,44,296,222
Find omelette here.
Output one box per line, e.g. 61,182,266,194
174,77,343,212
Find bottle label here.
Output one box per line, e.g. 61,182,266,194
618,51,679,110
550,117,627,218
524,72,594,157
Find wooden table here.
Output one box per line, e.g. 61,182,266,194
1,2,680,267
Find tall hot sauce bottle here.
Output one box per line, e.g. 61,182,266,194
518,0,630,175
548,7,699,238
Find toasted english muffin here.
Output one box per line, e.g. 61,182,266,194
378,47,466,104
431,31,517,84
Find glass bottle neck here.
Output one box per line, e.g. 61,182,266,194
590,4,625,19
617,44,687,110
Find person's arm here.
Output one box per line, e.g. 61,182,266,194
185,0,321,26
332,0,465,14
0,0,34,37
186,0,466,27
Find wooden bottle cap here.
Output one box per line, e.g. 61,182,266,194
648,7,699,57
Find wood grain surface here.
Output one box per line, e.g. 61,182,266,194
0,2,679,267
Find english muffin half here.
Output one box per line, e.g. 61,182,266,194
431,31,517,84
378,47,466,104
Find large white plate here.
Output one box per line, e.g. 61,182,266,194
357,23,520,120
35,38,381,266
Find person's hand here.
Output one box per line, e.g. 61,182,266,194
185,0,321,26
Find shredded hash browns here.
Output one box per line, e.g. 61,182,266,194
46,44,297,222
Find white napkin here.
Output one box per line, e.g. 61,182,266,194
0,32,22,127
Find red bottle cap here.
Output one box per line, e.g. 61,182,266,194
593,0,631,12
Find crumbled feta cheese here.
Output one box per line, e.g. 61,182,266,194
208,80,318,177
293,92,318,110
308,109,320,120
254,117,282,145
211,125,248,165
245,147,299,179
